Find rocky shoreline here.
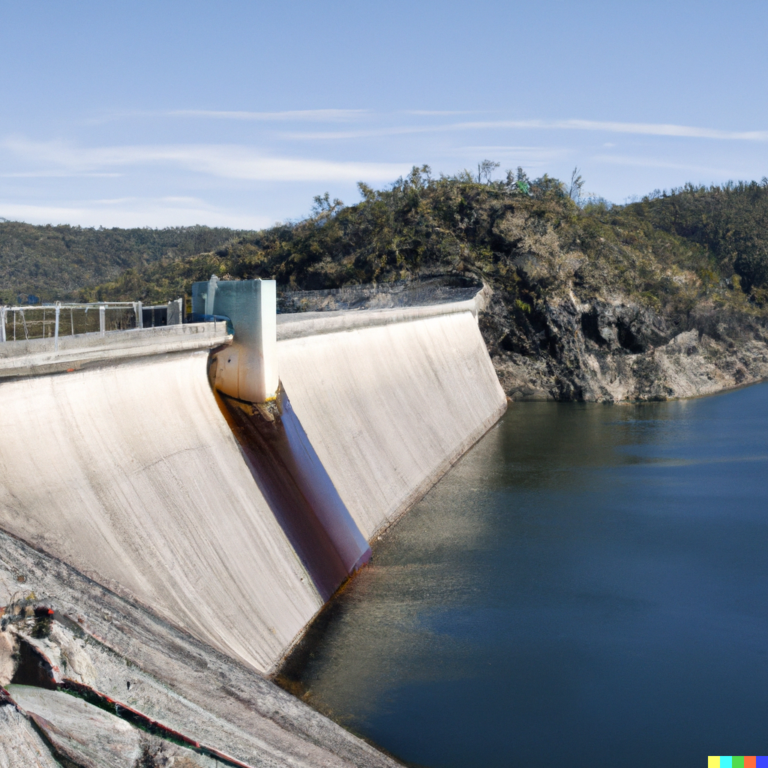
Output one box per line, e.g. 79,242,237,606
481,288,768,402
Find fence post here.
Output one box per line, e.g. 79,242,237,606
167,298,183,325
99,304,106,337
0,307,5,343
205,275,219,316
54,303,60,351
135,301,143,329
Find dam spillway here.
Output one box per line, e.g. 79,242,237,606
0,282,506,764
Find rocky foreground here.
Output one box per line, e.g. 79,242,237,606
0,530,399,768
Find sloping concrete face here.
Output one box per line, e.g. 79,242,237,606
0,351,322,673
277,310,508,539
0,295,505,686
218,392,371,601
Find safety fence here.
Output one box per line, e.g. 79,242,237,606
0,299,183,349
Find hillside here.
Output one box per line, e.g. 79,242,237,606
623,181,768,295
0,221,251,304
18,168,768,401
80,169,718,300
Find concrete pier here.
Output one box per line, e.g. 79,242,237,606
193,277,278,402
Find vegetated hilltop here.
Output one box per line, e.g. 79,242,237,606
80,166,768,401
623,180,768,295
0,221,251,304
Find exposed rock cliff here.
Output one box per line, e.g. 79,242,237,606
481,289,768,401
277,279,768,403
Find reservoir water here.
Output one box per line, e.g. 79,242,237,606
289,384,768,767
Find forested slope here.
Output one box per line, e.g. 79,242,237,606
0,221,250,304
82,168,728,307
624,181,768,294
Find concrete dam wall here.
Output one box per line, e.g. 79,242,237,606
0,282,506,685
277,302,507,539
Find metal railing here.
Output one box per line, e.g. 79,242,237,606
0,299,184,350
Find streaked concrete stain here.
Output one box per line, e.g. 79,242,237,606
218,390,370,600
0,351,322,673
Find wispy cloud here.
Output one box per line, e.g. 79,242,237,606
285,125,437,140
286,118,768,142
82,108,370,126
542,119,768,141
0,171,122,178
452,145,569,162
79,110,768,144
0,197,274,229
402,110,478,116
166,109,369,122
592,153,740,177
6,112,765,229
3,138,410,182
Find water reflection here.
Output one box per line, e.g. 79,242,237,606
291,385,768,767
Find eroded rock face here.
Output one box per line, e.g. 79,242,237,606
8,686,216,768
481,288,768,402
280,278,768,402
0,704,61,768
0,531,402,768
276,275,768,402
0,629,18,686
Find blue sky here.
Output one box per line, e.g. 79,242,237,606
2,0,767,228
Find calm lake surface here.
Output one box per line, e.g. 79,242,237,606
294,384,768,767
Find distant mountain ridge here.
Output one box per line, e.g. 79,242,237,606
76,167,768,402
0,222,252,304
